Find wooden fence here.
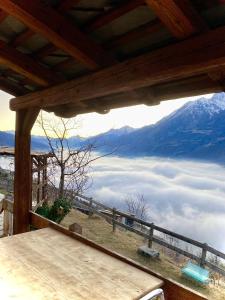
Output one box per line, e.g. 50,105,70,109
73,193,225,277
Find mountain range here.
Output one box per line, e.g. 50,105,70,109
1,93,225,163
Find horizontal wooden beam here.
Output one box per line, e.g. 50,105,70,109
0,0,115,69
10,27,225,112
145,0,208,38
51,75,221,117
0,40,62,86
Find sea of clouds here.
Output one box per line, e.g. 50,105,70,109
88,156,225,252
1,154,225,252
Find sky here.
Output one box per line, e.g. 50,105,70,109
0,90,213,137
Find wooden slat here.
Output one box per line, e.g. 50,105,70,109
0,9,7,23
10,27,225,112
145,0,208,38
0,0,115,70
85,0,145,32
0,40,62,86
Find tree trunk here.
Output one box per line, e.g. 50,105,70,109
59,167,65,198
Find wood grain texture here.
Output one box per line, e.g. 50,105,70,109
145,0,207,38
0,0,115,69
30,212,208,300
0,228,163,299
10,27,225,112
13,108,39,234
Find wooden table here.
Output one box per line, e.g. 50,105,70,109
0,228,163,299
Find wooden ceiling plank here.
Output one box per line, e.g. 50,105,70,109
0,0,115,69
145,0,208,38
0,40,62,86
10,28,34,47
10,26,225,112
0,75,29,96
85,0,145,32
57,0,81,12
106,19,162,49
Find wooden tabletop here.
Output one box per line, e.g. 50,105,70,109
0,228,163,300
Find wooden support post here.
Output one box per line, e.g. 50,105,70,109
88,197,93,217
200,243,208,268
36,157,40,203
13,108,39,234
112,208,116,232
148,223,154,248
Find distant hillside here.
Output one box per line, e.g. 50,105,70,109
2,93,225,162
86,93,225,162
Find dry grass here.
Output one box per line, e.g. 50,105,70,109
61,209,225,300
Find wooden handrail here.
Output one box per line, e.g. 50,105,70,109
74,194,225,276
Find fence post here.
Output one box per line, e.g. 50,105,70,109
89,197,93,217
200,243,208,268
112,208,116,232
148,223,154,248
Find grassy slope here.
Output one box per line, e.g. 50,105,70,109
61,209,225,300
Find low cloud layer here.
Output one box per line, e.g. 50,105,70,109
88,156,225,252
1,155,225,253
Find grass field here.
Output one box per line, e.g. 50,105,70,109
61,209,225,300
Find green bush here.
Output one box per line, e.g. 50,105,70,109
37,198,72,223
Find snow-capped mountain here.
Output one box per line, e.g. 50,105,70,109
92,93,225,162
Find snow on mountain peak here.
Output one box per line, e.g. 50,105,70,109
182,93,225,116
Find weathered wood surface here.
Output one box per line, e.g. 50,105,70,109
0,228,163,300
30,212,208,300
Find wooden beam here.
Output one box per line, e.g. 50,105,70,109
145,0,208,38
52,75,221,117
0,40,62,86
0,0,115,69
0,9,7,23
85,0,145,32
10,27,225,112
14,108,40,234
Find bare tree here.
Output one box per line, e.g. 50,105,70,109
124,193,149,221
36,112,104,200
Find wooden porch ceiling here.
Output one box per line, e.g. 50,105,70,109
0,0,224,116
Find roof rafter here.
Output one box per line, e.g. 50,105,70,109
145,0,208,38
0,0,115,70
0,40,62,86
10,26,225,112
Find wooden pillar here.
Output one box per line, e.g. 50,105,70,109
13,108,39,234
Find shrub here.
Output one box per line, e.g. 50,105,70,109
37,198,72,223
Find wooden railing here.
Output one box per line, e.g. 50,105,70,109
0,197,13,236
74,193,225,277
